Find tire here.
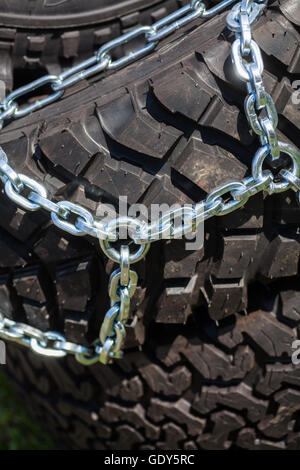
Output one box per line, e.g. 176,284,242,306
1,0,300,450
0,0,190,92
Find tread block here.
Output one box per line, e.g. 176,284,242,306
256,363,300,396
140,176,190,207
0,192,48,242
182,341,255,381
33,227,90,263
214,236,258,279
27,35,45,53
157,422,187,450
148,398,206,436
58,400,110,436
258,388,300,439
154,277,197,324
114,349,191,397
94,25,118,46
90,360,148,401
204,276,246,320
13,266,48,303
218,310,296,357
56,258,94,313
164,241,202,279
23,301,51,331
270,194,300,225
197,410,244,450
83,153,152,205
280,290,300,323
63,309,94,345
0,274,13,318
171,134,246,194
219,194,264,230
254,11,300,72
152,55,252,143
279,0,300,26
237,428,286,450
259,233,300,279
97,91,182,159
194,383,268,422
100,403,159,441
151,63,212,123
0,233,27,267
108,424,144,450
138,362,192,396
39,127,92,176
118,376,144,402
61,31,80,59
161,334,255,380
12,266,53,329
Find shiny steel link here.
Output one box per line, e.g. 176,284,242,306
247,61,267,109
146,1,205,43
279,169,300,193
0,312,96,358
229,0,280,160
205,181,249,215
51,201,95,236
226,1,267,32
239,0,252,55
252,142,300,194
52,56,110,92
245,93,278,136
0,1,238,125
2,0,300,366
97,26,158,70
231,38,264,81
97,246,138,364
0,146,23,190
28,192,69,218
5,174,48,211
2,75,63,119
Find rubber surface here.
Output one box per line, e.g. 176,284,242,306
0,0,190,91
1,0,300,449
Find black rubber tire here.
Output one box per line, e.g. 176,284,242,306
0,0,191,92
1,0,300,450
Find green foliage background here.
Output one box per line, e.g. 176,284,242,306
0,371,56,450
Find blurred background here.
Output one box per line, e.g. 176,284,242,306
0,371,55,450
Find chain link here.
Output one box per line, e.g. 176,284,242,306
1,0,300,365
0,247,139,363
228,0,280,160
0,0,236,127
0,313,94,358
75,246,138,365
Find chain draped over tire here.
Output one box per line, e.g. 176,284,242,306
0,0,300,364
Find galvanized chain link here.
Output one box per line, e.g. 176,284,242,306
0,313,95,359
228,0,281,160
76,245,141,365
0,0,237,128
1,0,300,365
0,246,141,364
227,0,300,198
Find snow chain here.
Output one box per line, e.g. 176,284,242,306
0,0,299,365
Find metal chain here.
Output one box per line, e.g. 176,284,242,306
0,246,139,364
1,0,300,365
